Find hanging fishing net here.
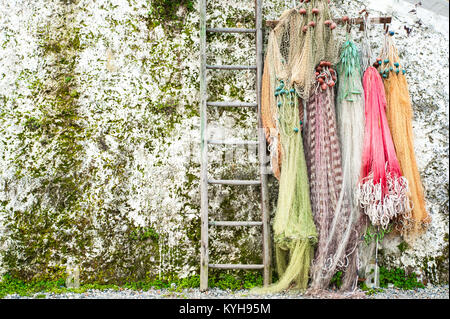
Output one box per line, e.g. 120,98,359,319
334,35,366,291
356,65,412,230
378,34,431,239
302,60,355,290
261,1,339,179
257,0,340,292
258,79,317,293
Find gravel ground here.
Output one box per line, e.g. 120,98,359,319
2,285,448,299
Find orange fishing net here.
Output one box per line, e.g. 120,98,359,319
261,57,282,179
379,34,431,238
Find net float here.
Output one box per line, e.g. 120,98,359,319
321,83,328,90
302,25,308,33
320,61,326,67
330,23,337,30
318,77,325,84
332,75,337,81
312,8,319,15
316,66,322,72
299,8,307,15
308,21,316,27
315,72,320,76
328,80,335,87
342,16,349,22
324,20,332,26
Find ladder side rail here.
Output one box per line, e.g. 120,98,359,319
199,0,209,292
256,0,272,287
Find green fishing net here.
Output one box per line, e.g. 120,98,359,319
255,80,317,293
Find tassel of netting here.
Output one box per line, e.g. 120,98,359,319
356,66,412,230
334,36,366,291
378,34,431,239
303,79,352,291
253,81,317,293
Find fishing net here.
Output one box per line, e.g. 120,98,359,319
379,34,431,239
303,74,353,290
257,0,340,292
257,79,317,293
334,35,366,291
356,66,412,230
261,1,339,177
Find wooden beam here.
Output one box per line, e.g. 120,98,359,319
256,0,272,288
199,0,209,293
265,16,392,31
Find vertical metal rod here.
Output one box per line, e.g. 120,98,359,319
199,0,209,292
374,232,379,288
256,0,272,287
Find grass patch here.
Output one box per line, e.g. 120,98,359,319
358,266,424,295
0,272,264,298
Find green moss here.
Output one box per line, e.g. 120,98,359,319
0,9,92,281
397,241,409,253
130,226,160,242
147,0,194,32
420,235,449,285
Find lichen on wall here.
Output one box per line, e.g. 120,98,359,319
0,0,448,284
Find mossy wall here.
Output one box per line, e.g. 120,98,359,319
0,0,448,284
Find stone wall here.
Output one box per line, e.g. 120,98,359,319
0,0,447,284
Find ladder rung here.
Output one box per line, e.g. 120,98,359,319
208,139,258,145
207,101,257,108
209,264,265,270
207,28,257,33
206,65,257,70
208,179,261,186
209,221,263,227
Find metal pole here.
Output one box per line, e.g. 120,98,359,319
374,230,379,288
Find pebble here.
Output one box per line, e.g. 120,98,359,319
2,285,448,299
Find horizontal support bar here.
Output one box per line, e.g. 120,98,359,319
208,139,258,145
209,264,265,270
206,65,257,70
207,101,257,108
266,16,392,29
208,179,261,186
207,28,257,33
209,221,263,227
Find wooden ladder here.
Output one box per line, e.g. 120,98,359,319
199,0,271,291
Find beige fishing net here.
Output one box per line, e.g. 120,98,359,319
261,1,339,179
